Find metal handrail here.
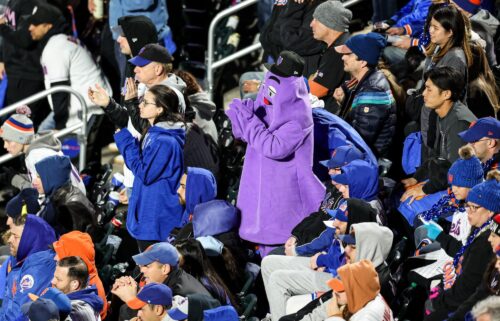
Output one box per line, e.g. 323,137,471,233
0,86,88,171
206,0,367,99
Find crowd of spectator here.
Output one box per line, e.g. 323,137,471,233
0,0,499,321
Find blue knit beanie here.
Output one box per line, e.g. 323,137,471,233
467,172,500,213
6,188,40,218
448,146,484,188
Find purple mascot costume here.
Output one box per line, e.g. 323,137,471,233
226,51,325,255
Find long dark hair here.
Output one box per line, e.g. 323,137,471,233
175,239,238,307
147,85,184,125
426,5,472,67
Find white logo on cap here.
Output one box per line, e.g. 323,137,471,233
132,38,138,43
32,6,38,15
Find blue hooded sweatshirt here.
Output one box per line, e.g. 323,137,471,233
0,215,57,321
312,108,377,181
180,167,217,226
35,155,71,229
193,200,240,238
295,160,379,256
114,124,185,241
67,285,104,319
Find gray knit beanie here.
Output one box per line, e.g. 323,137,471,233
313,0,352,32
0,106,34,144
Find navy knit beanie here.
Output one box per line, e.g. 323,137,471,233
6,188,40,219
448,146,484,188
467,171,500,213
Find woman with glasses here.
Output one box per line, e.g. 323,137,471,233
114,84,185,252
419,170,500,321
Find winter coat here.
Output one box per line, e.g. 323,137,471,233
164,267,213,298
339,69,397,158
390,0,431,37
471,9,499,66
109,0,171,41
189,92,219,144
428,229,494,319
114,123,185,241
226,70,325,245
0,215,57,321
53,231,108,319
10,131,85,193
0,0,44,81
311,108,377,182
259,0,326,77
67,286,103,321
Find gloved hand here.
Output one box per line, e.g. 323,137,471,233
417,220,443,241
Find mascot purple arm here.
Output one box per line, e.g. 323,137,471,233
226,51,325,253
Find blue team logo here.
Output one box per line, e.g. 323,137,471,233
274,0,288,5
20,274,34,293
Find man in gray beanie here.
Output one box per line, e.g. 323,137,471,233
308,0,352,114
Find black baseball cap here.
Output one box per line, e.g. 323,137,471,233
264,50,304,78
28,2,62,25
129,44,173,67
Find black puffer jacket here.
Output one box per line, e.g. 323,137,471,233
339,69,397,158
260,0,326,77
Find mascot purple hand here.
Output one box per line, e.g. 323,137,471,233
228,51,325,256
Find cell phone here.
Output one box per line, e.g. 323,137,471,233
387,35,402,43
374,22,390,30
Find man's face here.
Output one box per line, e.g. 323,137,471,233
336,183,349,199
310,18,329,42
488,232,500,252
117,35,132,55
335,291,348,305
32,175,44,194
451,185,470,201
3,140,24,156
422,78,448,110
8,224,24,257
476,313,492,321
177,174,187,205
134,62,160,86
470,139,494,162
51,266,73,294
137,304,164,321
341,52,363,74
28,23,52,41
140,261,170,284
333,219,347,235
344,244,356,264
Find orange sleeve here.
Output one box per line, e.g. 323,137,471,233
308,79,329,98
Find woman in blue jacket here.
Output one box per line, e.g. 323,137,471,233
114,84,185,251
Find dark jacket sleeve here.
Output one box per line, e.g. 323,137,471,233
420,158,452,195
51,81,71,130
436,231,462,258
446,120,471,163
0,2,37,50
447,280,492,321
432,232,494,314
279,1,324,56
103,98,130,129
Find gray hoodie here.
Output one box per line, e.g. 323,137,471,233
189,92,218,144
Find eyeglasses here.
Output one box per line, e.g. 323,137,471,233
466,203,482,212
139,97,156,107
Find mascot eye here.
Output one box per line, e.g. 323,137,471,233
268,86,277,98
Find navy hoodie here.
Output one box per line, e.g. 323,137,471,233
67,285,104,320
0,215,57,321
181,167,217,225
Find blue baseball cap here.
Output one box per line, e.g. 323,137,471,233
338,234,356,245
320,145,363,169
132,242,179,266
335,32,387,66
26,288,72,316
325,200,349,223
458,117,500,142
21,298,59,321
129,44,173,67
127,283,173,309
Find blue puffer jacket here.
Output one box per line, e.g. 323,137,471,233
390,0,431,37
181,167,217,226
0,215,57,321
312,108,377,181
340,69,397,158
109,0,174,52
114,123,185,241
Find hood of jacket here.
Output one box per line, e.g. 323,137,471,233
185,167,217,215
340,160,379,200
146,123,186,147
16,214,57,263
67,285,104,313
118,15,158,56
158,75,187,114
345,198,378,232
351,222,393,268
35,155,71,196
338,260,380,315
471,9,500,36
193,200,240,238
52,231,98,280
189,92,216,120
26,131,61,155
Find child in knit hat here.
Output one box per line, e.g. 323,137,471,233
0,106,34,155
416,145,484,244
